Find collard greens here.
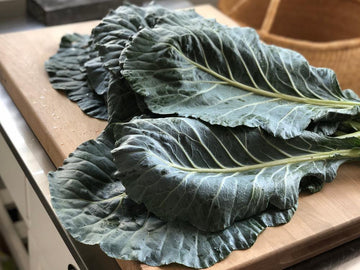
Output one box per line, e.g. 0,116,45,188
45,5,203,121
112,117,359,232
121,22,360,138
46,3,360,269
49,128,296,268
45,33,109,119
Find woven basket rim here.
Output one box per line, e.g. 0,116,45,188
236,21,360,51
259,31,360,51
228,0,360,52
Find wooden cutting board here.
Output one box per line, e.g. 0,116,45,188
1,4,360,270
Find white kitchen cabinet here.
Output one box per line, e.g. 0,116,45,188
0,134,28,224
0,132,79,270
27,181,78,270
0,183,28,270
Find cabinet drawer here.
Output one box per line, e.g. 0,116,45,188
0,134,28,223
27,183,79,270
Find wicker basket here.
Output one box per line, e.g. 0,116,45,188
218,0,360,94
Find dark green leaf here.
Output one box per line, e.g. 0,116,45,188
91,4,202,75
84,57,110,96
49,127,296,268
45,34,108,120
112,117,360,232
121,23,360,138
107,76,143,123
46,5,207,121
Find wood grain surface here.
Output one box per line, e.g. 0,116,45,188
1,4,360,270
0,20,105,167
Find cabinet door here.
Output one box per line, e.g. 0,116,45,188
28,234,46,270
27,183,79,270
0,134,28,224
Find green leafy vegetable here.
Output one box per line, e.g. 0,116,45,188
84,57,110,96
46,3,360,269
107,77,143,123
49,128,296,269
121,22,360,138
90,4,169,75
46,4,203,120
112,117,360,232
45,34,108,119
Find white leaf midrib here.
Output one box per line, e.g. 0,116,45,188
164,149,358,173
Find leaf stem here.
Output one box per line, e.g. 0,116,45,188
336,131,360,139
169,149,360,173
342,120,360,131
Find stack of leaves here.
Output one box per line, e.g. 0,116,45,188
46,4,360,269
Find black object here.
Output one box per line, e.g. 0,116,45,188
27,0,126,26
